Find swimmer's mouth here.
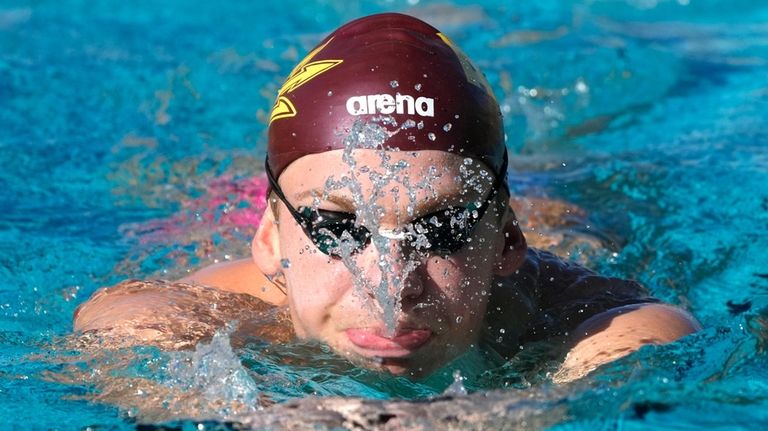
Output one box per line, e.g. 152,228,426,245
345,327,432,357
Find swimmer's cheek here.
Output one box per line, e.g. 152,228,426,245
552,303,701,383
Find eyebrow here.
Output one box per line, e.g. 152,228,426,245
294,187,473,216
295,189,357,211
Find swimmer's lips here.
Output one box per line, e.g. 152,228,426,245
345,328,432,357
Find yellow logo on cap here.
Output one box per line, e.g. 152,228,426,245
270,38,343,123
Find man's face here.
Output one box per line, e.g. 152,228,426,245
266,149,511,378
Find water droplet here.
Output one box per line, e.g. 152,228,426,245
455,316,463,324
280,258,291,269
575,78,588,93
417,121,424,130
443,123,452,132
390,80,399,88
327,90,333,96
414,83,422,91
427,132,436,141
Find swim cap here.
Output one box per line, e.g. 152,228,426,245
267,13,506,179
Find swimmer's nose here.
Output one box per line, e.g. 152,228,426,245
398,275,425,302
359,235,422,298
376,239,425,302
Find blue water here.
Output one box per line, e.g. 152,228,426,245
2,0,767,429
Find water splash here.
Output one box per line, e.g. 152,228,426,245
312,117,499,334
443,370,468,396
163,328,260,420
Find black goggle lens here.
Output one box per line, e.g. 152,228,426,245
300,207,372,256
410,206,478,255
299,204,482,258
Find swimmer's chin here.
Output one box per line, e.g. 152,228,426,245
379,359,433,378
342,351,436,379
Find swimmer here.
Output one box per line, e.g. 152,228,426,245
74,13,700,382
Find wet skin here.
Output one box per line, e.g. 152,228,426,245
74,150,701,381
250,150,527,377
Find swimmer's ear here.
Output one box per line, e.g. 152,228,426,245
252,206,282,276
493,207,527,277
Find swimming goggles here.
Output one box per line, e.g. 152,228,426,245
264,155,508,258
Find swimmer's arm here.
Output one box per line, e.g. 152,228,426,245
554,303,701,383
178,258,287,306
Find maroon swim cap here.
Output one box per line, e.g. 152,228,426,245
267,13,506,179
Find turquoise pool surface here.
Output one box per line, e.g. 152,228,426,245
1,0,767,429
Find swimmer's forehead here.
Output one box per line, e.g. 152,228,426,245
278,149,496,210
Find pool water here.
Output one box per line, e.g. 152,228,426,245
2,0,768,429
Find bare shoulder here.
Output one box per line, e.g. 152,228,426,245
554,303,701,382
73,279,292,349
179,258,287,306
72,258,288,348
